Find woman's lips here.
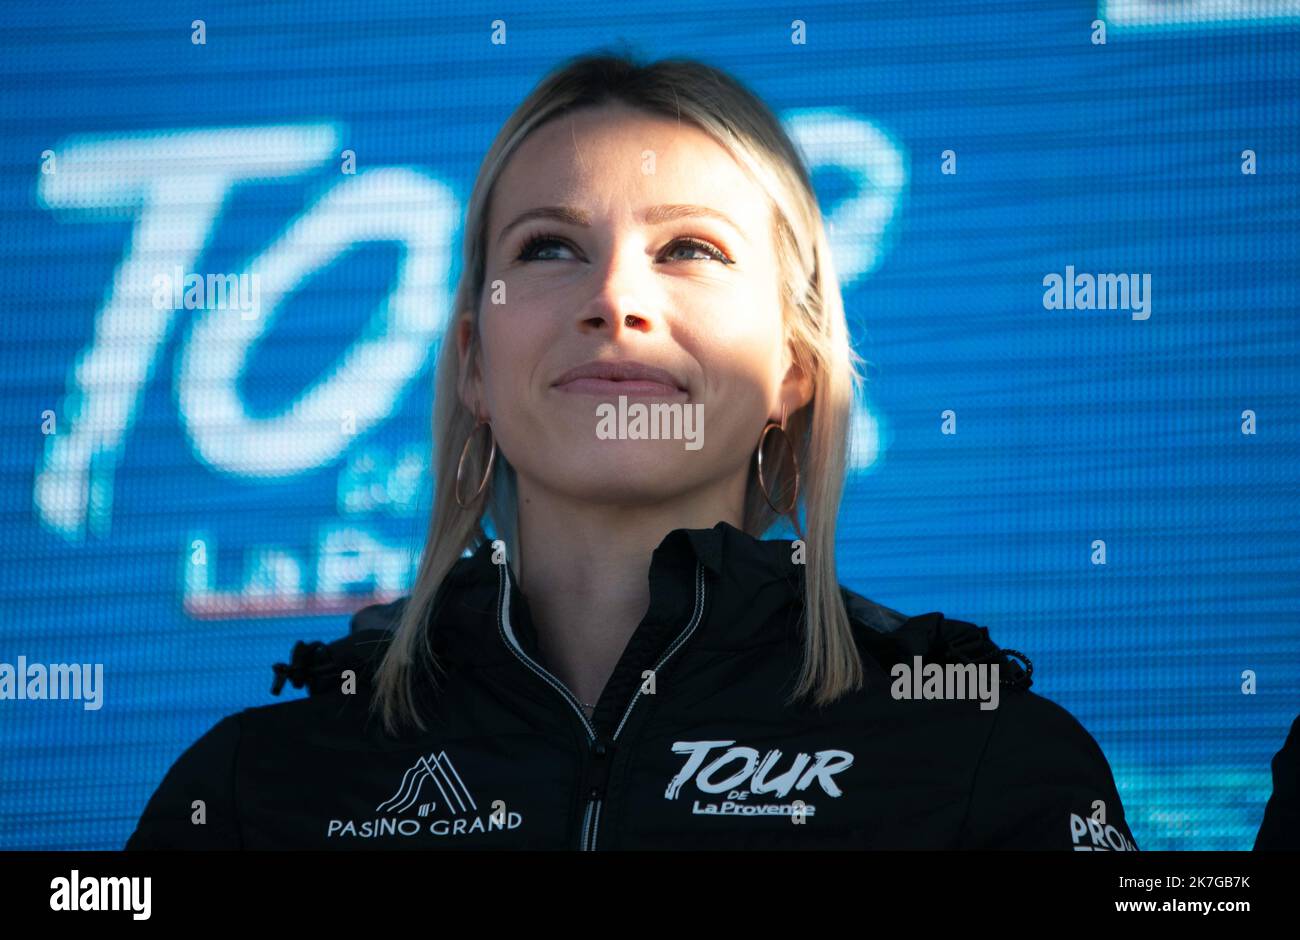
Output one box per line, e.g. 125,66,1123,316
553,377,687,398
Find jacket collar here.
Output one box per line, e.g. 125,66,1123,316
436,519,803,668
285,521,800,692
272,520,1033,699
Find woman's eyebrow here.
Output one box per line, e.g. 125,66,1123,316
496,204,744,247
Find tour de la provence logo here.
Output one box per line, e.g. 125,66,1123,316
663,740,856,819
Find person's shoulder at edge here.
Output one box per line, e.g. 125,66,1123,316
123,709,243,850
839,585,1140,850
1255,712,1300,850
123,597,406,850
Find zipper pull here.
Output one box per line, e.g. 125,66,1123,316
586,736,615,800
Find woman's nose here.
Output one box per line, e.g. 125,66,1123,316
577,301,652,334
576,249,661,334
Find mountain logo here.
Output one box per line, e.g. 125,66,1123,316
376,750,477,816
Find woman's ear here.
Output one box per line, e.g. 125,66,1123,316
775,342,815,421
455,311,484,418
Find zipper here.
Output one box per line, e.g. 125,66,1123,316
493,555,708,851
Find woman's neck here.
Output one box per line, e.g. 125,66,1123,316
512,477,745,710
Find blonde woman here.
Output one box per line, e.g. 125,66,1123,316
127,52,1138,851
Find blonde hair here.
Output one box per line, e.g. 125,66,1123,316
372,49,867,736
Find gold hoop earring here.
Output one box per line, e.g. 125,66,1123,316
756,402,799,515
455,419,497,509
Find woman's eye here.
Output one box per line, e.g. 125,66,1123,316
664,237,733,264
516,234,575,262
515,233,732,264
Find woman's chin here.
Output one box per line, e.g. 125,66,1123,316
538,446,711,499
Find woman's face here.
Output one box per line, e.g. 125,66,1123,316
460,102,811,508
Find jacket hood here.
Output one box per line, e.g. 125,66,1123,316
270,521,1033,698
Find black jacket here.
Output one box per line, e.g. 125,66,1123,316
1255,714,1300,850
126,521,1140,850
